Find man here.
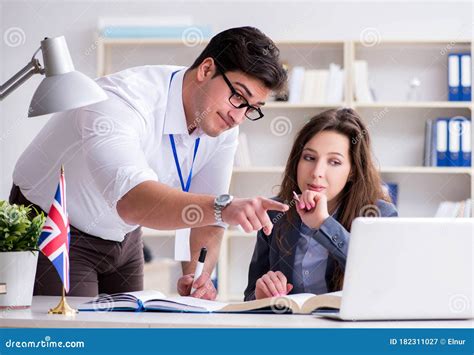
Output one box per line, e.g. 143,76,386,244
10,26,288,299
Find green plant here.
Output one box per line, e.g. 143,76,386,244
0,200,46,252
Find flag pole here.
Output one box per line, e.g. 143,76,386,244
47,165,77,316
48,287,77,315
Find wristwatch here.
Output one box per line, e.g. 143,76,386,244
214,194,234,223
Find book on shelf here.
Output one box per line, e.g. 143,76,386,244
423,116,471,167
326,63,345,103
78,290,342,314
302,70,328,104
287,64,344,104
435,199,471,218
353,60,374,103
288,66,305,103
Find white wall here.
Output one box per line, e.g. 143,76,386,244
1,0,472,199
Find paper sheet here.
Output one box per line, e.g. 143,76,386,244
174,228,191,261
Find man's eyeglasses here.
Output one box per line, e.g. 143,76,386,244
215,63,264,121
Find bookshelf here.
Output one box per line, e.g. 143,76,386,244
97,38,473,301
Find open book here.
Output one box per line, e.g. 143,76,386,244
78,290,342,314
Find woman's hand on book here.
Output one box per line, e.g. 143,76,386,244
295,190,330,229
255,271,293,299
177,272,217,300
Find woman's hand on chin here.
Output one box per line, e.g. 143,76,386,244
294,190,330,229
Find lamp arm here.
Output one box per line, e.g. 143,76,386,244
0,57,44,101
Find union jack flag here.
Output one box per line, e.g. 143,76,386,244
38,166,70,293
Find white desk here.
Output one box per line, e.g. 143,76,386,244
0,297,472,328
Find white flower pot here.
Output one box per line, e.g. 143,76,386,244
0,251,38,308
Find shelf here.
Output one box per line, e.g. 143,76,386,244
354,101,472,109
265,102,344,109
233,166,472,175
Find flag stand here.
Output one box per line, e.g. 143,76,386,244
48,287,77,315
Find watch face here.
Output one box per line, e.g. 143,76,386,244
217,194,231,205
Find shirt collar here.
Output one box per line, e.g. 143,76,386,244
163,68,204,139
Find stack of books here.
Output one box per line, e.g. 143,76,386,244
287,64,345,104
435,199,471,218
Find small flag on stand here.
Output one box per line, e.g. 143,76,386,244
38,165,76,315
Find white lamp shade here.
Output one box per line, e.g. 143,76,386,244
28,70,108,117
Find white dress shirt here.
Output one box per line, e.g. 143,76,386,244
13,65,238,242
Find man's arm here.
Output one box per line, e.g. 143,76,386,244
117,180,216,229
117,180,288,235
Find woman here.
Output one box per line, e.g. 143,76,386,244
244,108,398,300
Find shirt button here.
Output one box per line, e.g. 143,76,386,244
338,242,344,248
304,270,309,276
331,236,338,242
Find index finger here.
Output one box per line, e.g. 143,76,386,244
261,198,289,212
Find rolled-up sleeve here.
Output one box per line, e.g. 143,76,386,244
78,94,158,213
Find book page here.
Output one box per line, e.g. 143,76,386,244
159,296,228,312
284,293,318,308
126,290,167,302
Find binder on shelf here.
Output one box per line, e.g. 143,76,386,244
423,119,437,167
460,54,472,101
460,119,472,167
448,118,461,166
448,54,460,101
383,182,398,207
436,118,449,167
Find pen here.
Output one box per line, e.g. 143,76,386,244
190,247,207,294
293,190,312,211
292,191,300,202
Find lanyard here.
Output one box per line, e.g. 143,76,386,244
168,70,200,192
169,134,200,192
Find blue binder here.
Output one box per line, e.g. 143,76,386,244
448,54,461,101
460,54,472,101
448,118,462,166
460,119,472,167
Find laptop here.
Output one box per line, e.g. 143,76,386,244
314,217,473,320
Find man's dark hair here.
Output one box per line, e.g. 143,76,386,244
190,27,287,92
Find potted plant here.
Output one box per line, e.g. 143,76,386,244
0,200,45,308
